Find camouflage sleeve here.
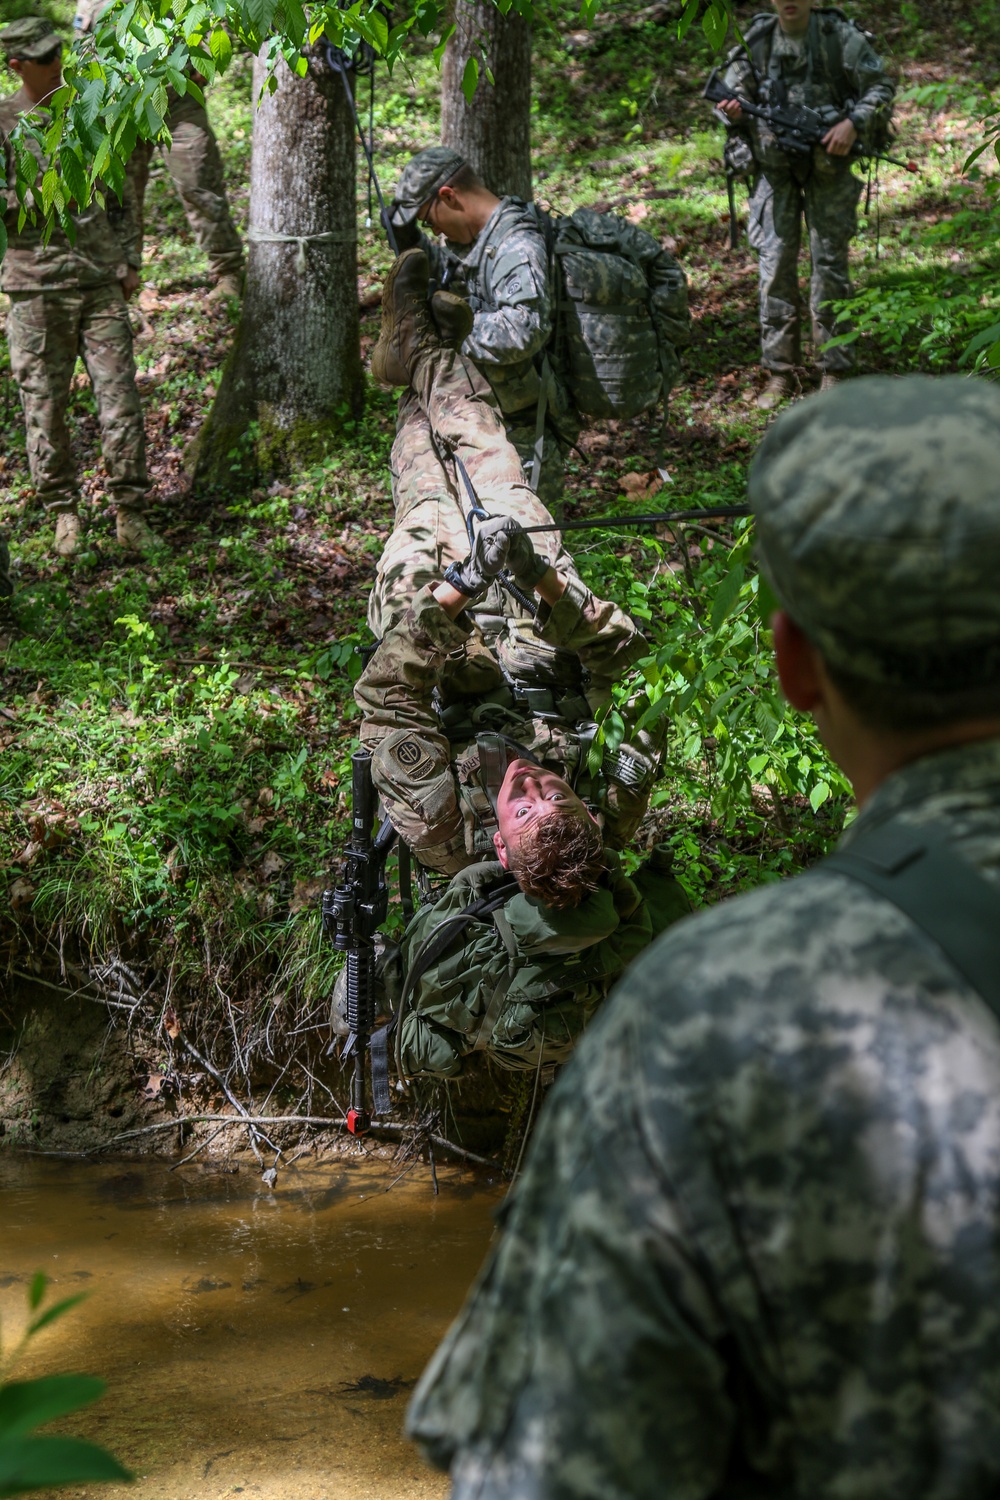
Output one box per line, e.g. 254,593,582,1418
840,24,895,137
112,167,142,268
462,231,553,369
720,48,759,104
355,585,473,874
405,927,736,1497
534,573,646,711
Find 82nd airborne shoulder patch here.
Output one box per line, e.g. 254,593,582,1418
391,736,435,779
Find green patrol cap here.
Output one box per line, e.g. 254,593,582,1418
1,15,62,59
748,374,1000,687
389,146,467,230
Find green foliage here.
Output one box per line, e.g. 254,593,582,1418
0,1276,130,1498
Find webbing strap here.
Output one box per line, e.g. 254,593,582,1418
370,1023,392,1115
529,357,551,493
820,819,1000,1024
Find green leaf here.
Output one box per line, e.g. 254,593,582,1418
702,0,730,50
59,146,89,208
809,781,831,813
709,563,745,632
677,0,699,41
0,1434,131,1494
208,27,232,66
27,1294,89,1338
28,1275,46,1313
0,219,7,265
0,1376,106,1441
461,55,479,103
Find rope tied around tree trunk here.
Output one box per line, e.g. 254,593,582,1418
247,228,355,275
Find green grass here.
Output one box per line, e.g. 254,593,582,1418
2,0,1000,1063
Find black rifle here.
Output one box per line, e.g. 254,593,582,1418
322,749,394,1136
704,69,918,174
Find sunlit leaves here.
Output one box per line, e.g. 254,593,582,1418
461,55,479,103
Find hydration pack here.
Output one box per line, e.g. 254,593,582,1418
540,207,691,423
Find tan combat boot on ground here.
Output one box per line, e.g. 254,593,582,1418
53,512,82,558
819,372,841,393
430,290,474,349
116,509,163,553
207,271,244,302
371,248,439,387
756,373,791,411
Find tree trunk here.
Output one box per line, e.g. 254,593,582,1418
190,46,362,489
441,1,532,200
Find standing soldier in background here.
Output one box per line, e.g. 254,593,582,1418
387,147,574,508
715,0,894,409
1,16,158,556
74,0,245,300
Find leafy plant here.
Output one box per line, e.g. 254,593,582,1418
0,1275,130,1497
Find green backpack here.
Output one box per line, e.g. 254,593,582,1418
540,207,691,424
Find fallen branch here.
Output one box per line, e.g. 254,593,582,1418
81,1112,499,1169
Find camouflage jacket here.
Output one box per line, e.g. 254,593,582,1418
423,196,559,419
395,851,688,1079
720,9,895,175
0,87,141,291
355,578,665,875
408,736,1000,1498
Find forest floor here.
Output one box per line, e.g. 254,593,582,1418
1,0,999,1154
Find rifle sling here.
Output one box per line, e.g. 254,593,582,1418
819,818,1000,1024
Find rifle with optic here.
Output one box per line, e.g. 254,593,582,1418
704,69,919,174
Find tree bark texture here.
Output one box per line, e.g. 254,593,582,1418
191,46,362,489
441,1,532,200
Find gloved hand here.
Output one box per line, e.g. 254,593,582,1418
430,289,474,349
443,515,524,598
504,525,550,591
383,203,421,253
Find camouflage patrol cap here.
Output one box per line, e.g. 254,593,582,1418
389,146,467,229
1,15,62,60
749,375,1000,686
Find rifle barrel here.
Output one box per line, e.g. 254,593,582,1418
523,505,751,534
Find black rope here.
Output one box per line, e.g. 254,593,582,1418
325,40,398,254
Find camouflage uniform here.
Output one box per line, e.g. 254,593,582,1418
407,377,1000,1495
390,148,571,507
74,0,244,284
358,342,666,876
721,10,895,374
0,81,149,516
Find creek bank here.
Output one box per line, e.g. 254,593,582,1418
0,973,534,1167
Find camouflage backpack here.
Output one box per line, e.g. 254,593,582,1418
538,207,691,424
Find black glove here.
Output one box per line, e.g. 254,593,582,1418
383,203,420,253
443,515,524,598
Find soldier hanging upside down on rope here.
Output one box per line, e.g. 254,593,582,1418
333,247,690,1088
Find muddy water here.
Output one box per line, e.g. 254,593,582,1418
0,1152,503,1500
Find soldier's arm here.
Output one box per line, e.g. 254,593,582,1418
355,586,472,874
533,572,646,710
110,166,142,270
462,237,552,368
841,29,896,140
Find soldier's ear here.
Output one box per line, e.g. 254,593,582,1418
772,610,824,712
493,830,511,868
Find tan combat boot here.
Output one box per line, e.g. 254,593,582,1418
819,372,841,394
371,248,438,388
756,373,791,411
207,271,244,302
430,290,474,350
116,509,163,553
53,512,82,558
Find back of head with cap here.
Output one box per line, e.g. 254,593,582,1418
389,146,472,232
749,374,1000,731
1,15,62,60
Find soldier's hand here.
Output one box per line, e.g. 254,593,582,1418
719,98,744,124
120,267,141,301
443,515,522,598
383,204,421,253
822,118,858,157
504,524,551,591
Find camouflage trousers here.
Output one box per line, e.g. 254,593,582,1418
369,347,578,638
7,283,149,514
748,160,862,374
128,93,244,281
